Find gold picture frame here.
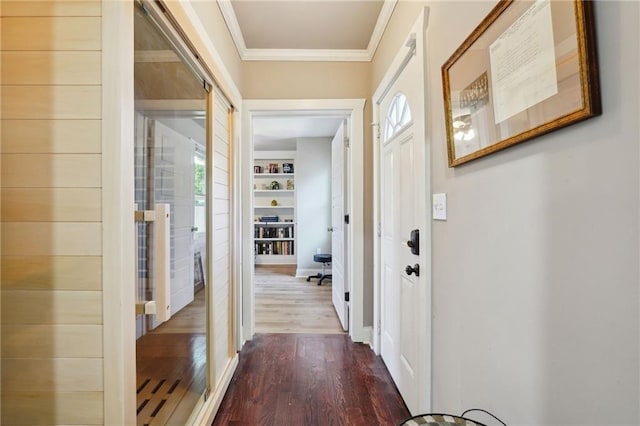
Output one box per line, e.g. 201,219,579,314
442,0,601,167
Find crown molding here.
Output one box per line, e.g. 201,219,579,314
217,0,397,62
242,48,371,62
217,0,249,59
367,0,397,59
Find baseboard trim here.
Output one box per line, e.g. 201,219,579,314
296,268,332,278
190,353,239,425
296,268,319,277
362,326,374,348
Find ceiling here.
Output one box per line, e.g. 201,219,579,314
253,116,344,150
135,2,344,150
226,1,384,143
217,0,397,61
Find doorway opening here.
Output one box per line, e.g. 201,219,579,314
240,100,367,344
251,115,347,334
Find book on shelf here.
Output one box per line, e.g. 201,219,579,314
258,215,279,222
254,226,294,239
254,240,295,255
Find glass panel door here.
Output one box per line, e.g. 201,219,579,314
133,4,208,424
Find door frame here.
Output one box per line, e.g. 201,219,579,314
240,99,367,343
372,7,432,412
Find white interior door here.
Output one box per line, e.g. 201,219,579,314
378,13,429,414
154,120,196,316
331,121,348,331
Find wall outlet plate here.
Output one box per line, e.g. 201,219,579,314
432,193,447,221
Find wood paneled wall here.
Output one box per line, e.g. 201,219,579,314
1,1,104,424
212,90,232,385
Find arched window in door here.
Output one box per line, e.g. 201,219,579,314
384,92,412,142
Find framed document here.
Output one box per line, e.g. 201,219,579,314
441,0,601,167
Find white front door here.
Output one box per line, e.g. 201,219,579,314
377,10,430,414
331,121,348,331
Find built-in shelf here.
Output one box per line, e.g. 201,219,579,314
254,173,295,178
254,152,296,264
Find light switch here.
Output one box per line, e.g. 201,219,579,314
432,193,447,221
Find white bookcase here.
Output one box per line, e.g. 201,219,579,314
254,151,296,264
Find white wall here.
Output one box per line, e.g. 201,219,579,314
157,117,205,146
373,0,640,424
296,138,332,275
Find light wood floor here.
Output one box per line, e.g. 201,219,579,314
255,264,345,334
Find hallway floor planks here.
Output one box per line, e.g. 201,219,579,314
213,334,410,426
255,265,345,334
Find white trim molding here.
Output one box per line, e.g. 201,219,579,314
102,1,136,424
241,99,367,343
295,268,325,278
367,0,397,59
189,355,239,425
217,0,247,59
217,0,397,62
242,48,372,62
362,326,374,348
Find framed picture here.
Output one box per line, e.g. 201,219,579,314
442,0,601,167
282,163,294,173
268,163,279,173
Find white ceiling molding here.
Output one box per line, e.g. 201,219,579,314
217,0,397,62
217,0,249,59
243,48,372,62
366,0,397,60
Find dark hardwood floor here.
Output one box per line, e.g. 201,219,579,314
213,334,410,426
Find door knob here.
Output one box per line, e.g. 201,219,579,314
405,264,420,277
327,227,334,232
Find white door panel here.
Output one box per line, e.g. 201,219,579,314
331,121,348,331
154,120,196,316
380,146,397,374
